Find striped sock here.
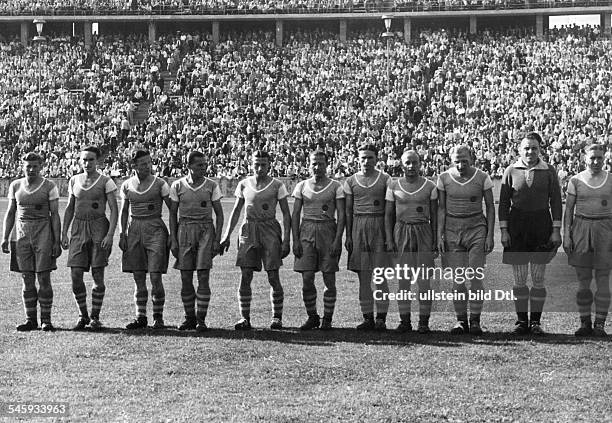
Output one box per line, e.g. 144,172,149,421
91,286,105,319
323,287,336,319
22,289,38,322
529,287,547,323
469,282,484,320
73,289,88,319
576,289,593,320
181,291,196,319
196,291,210,321
135,289,148,318
152,292,165,320
271,287,284,319
39,292,53,324
453,283,468,321
302,287,317,316
594,292,610,322
238,287,252,320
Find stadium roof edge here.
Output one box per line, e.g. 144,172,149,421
1,7,611,22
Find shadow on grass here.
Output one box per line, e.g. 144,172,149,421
80,326,611,347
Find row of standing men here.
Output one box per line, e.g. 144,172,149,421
2,134,610,336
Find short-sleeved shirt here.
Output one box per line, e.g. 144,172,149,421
120,176,169,218
68,172,117,220
436,168,493,216
8,178,59,221
235,176,288,221
170,176,222,222
386,178,437,224
343,171,391,215
293,178,344,222
567,171,612,218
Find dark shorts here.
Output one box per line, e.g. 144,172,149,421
122,217,169,274
442,214,487,269
236,219,283,271
568,216,612,269
348,215,387,272
67,216,111,270
174,220,215,271
503,208,557,265
13,219,56,273
294,219,339,273
393,220,435,268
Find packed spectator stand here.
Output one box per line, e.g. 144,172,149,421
0,23,610,190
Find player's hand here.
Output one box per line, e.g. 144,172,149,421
385,240,396,253
330,239,342,257
52,242,62,258
220,237,230,253
550,230,562,249
432,246,439,260
119,233,127,252
212,239,221,257
563,237,572,255
281,240,290,259
345,237,353,255
61,233,70,250
293,241,303,258
485,235,494,255
437,236,446,254
101,234,113,251
1,240,9,254
170,237,179,259
500,229,511,248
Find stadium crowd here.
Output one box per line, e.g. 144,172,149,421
0,0,608,14
0,24,611,185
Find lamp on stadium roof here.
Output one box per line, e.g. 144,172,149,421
381,15,394,120
33,19,46,137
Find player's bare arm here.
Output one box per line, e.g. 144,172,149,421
437,190,446,253
384,200,396,252
61,194,76,250
49,198,62,259
430,197,438,256
103,190,119,251
344,193,353,254
212,199,224,256
279,197,291,259
119,196,130,252
484,188,495,254
563,192,576,254
292,197,303,258
1,198,16,254
220,197,245,252
169,200,179,258
331,197,345,257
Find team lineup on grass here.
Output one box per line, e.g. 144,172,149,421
2,134,611,338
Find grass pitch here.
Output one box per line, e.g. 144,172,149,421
0,199,610,422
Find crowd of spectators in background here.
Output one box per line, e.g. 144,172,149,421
0,24,610,194
0,0,609,15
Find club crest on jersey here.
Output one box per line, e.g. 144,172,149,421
148,204,154,210
373,200,380,206
416,206,423,213
470,196,477,202
262,203,269,210
602,200,608,206
201,201,207,207
322,204,329,211
35,204,42,210
92,202,99,209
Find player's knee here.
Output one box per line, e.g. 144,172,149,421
21,272,36,290
576,267,593,286
71,267,85,281
576,289,594,306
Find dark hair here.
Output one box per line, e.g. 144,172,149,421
310,150,328,164
524,132,544,147
358,143,378,156
585,143,605,154
21,152,43,163
130,149,150,164
188,151,205,165
252,150,271,161
82,145,101,159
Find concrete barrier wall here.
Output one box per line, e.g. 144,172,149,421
0,176,503,201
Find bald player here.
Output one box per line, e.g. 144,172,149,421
437,145,495,335
220,150,291,330
61,146,118,331
385,150,438,334
120,149,172,330
2,152,61,332
292,150,345,330
564,144,611,337
345,143,392,331
169,151,224,332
